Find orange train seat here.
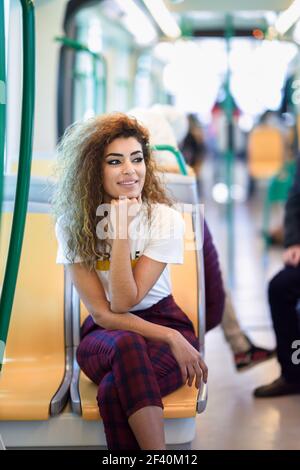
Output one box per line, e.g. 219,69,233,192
248,125,284,179
10,159,56,178
0,177,70,424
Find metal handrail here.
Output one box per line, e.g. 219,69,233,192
0,0,6,226
0,0,35,371
55,36,107,113
151,144,188,175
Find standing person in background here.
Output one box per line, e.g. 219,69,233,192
254,156,300,397
180,114,206,195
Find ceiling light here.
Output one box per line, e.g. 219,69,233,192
115,0,157,45
142,0,181,39
275,0,300,35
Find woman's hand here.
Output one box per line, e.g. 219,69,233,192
110,195,142,238
167,330,208,389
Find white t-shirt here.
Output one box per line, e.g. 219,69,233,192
55,203,185,311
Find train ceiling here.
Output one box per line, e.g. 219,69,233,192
165,0,292,12
34,0,297,39
163,0,295,36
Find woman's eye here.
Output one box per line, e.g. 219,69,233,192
134,157,144,162
108,160,120,165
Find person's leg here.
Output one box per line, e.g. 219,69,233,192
98,371,165,450
76,301,201,450
254,265,300,397
268,266,300,383
128,406,165,450
76,329,164,450
222,292,276,371
97,332,193,450
128,330,199,448
97,371,140,449
221,293,250,354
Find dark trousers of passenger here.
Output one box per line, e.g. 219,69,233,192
76,295,199,450
268,265,300,384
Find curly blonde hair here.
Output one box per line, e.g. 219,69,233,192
52,112,174,269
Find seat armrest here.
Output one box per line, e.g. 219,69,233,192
197,381,208,414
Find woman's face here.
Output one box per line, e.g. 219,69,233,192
102,136,146,203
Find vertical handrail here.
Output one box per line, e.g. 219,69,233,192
55,36,107,114
0,0,6,226
0,0,35,371
224,14,235,288
151,144,188,175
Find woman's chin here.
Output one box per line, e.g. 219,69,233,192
118,190,140,199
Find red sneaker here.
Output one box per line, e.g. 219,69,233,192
235,343,276,371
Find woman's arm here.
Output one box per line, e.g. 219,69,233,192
67,263,175,344
68,263,208,386
109,237,166,312
108,197,167,312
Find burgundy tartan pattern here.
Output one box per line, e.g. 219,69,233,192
76,294,199,450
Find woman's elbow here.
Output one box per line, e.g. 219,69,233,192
89,311,105,328
110,302,130,313
110,294,137,313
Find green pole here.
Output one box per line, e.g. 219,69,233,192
0,0,35,371
224,14,235,287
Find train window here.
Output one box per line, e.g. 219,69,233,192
3,0,22,175
162,37,297,121
57,0,140,139
134,54,153,108
134,53,168,108
72,49,106,121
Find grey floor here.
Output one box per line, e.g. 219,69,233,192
191,162,300,450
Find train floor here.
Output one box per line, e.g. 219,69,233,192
191,162,300,450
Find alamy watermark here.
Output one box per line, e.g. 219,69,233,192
95,202,205,251
291,340,300,365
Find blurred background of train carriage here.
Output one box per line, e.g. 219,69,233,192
1,0,300,450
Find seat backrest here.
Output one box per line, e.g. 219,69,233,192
169,212,198,334
3,174,55,204
0,202,64,364
157,172,198,205
248,125,284,178
10,159,56,178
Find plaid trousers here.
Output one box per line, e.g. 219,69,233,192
76,294,199,450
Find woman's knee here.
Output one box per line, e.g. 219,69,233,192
113,331,147,355
97,372,119,410
76,340,86,368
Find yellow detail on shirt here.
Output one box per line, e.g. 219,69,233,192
96,258,139,271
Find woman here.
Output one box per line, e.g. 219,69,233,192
52,113,208,450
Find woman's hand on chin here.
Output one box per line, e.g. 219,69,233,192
110,195,142,238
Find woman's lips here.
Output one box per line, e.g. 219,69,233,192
117,180,138,186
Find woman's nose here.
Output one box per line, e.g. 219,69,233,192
122,160,135,175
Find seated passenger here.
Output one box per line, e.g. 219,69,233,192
254,156,300,397
52,113,208,450
180,113,206,181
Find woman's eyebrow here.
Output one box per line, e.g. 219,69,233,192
105,150,143,159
